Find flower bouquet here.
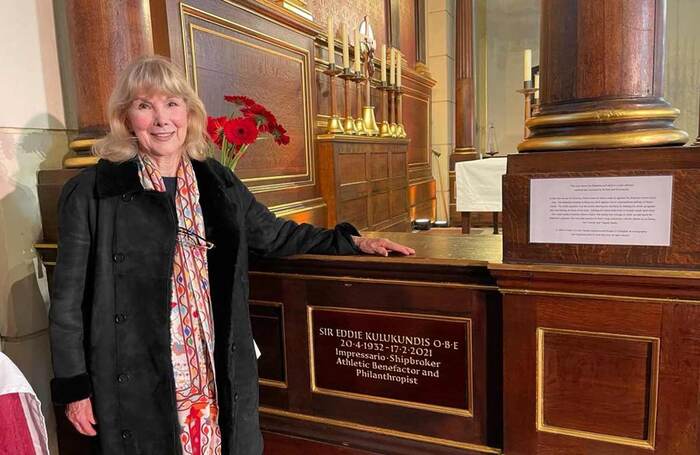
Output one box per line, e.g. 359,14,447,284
206,95,290,171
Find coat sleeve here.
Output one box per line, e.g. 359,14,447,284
229,173,362,258
49,175,94,405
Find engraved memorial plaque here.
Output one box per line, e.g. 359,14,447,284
309,307,471,416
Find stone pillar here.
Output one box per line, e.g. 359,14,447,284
427,1,455,222
64,0,154,165
519,0,688,152
449,0,477,225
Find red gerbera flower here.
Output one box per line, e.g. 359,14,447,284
223,117,258,146
206,116,227,146
224,95,255,107
270,124,290,145
243,104,278,131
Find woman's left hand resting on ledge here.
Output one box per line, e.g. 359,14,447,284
352,236,416,256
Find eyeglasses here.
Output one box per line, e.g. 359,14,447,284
177,227,215,250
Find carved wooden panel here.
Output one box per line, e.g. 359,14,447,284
318,138,410,231
503,147,700,268
179,6,314,189
403,92,429,168
494,264,700,454
250,300,287,386
539,328,658,444
315,62,384,131
247,252,503,452
164,0,327,223
307,0,387,51
398,0,417,67
401,72,435,221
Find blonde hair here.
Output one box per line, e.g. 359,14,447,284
93,55,209,162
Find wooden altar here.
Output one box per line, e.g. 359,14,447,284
250,233,503,454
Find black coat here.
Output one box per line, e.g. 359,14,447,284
49,157,359,454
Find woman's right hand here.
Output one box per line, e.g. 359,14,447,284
66,397,97,436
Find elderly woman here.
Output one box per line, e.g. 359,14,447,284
49,55,414,455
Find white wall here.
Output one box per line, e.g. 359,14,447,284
0,0,75,452
426,0,455,221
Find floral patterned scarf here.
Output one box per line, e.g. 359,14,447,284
137,153,222,455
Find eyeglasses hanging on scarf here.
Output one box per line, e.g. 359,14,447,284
177,226,215,250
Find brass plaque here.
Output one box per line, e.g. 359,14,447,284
308,307,472,416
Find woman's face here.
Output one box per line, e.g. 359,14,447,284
126,92,188,158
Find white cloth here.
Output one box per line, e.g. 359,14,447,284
455,157,508,212
0,352,50,455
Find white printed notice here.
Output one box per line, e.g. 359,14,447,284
530,175,673,246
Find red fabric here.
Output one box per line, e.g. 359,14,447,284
0,393,35,455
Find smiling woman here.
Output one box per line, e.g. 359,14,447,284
126,94,189,176
48,55,414,455
92,57,208,165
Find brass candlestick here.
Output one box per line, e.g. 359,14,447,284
352,71,367,135
516,80,537,139
339,69,356,134
379,83,392,137
324,63,344,134
395,86,407,138
362,75,380,136
388,86,398,137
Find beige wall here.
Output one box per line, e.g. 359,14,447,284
426,0,455,221
665,0,700,141
475,0,539,156
0,0,74,452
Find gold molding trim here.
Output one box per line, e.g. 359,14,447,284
259,378,287,389
536,327,659,449
527,107,681,129
250,299,289,388
248,271,498,291
69,138,97,150
499,288,700,306
307,306,474,418
316,134,410,144
63,155,99,168
221,0,319,36
453,147,477,154
259,406,501,453
33,243,57,249
518,128,689,152
489,263,700,280
180,4,315,193
414,62,432,79
272,0,313,21
268,197,326,217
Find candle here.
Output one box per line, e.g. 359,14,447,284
523,49,532,82
327,17,334,65
534,73,540,100
354,30,361,72
397,52,402,87
342,23,349,69
389,48,395,85
380,44,386,82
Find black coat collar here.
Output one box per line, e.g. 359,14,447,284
95,156,231,199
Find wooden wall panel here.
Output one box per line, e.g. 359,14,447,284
402,72,435,221
191,27,310,180
398,0,417,67
167,0,324,222
307,0,387,51
540,329,656,441
402,93,429,167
